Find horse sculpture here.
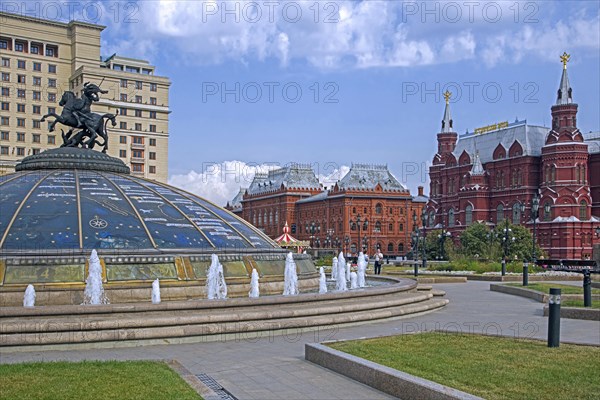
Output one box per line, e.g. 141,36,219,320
41,82,117,153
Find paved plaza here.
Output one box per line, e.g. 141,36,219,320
1,280,598,400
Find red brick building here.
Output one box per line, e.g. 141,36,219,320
425,55,600,259
227,163,427,257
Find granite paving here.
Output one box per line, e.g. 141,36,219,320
1,280,598,399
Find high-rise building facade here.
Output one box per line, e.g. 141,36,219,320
425,54,599,259
0,12,171,181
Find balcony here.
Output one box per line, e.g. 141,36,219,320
130,156,145,163
130,142,145,150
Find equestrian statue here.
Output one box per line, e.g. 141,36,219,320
41,81,117,153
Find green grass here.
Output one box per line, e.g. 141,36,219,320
0,361,202,400
506,283,600,295
561,299,600,309
328,332,600,400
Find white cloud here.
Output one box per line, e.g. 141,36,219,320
84,1,600,69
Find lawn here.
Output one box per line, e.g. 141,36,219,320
328,332,600,400
506,282,600,295
0,361,202,400
561,299,600,309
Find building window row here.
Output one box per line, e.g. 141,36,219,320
0,37,58,58
118,122,158,132
0,130,55,144
1,88,57,102
0,146,40,156
0,57,55,73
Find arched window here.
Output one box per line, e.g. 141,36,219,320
375,221,382,232
448,208,455,227
579,201,588,220
351,222,357,231
551,165,556,184
275,210,279,224
352,207,356,214
497,204,504,223
543,203,552,221
398,243,404,253
512,203,522,224
387,243,394,252
399,223,404,232
375,203,383,214
465,204,473,226
363,207,367,214
388,223,393,232
576,165,581,184
581,165,586,183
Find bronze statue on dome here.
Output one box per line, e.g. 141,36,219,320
41,81,117,153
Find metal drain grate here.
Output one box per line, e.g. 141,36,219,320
196,373,238,400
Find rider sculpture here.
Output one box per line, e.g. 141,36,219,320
41,82,117,153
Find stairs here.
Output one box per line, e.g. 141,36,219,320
0,278,448,350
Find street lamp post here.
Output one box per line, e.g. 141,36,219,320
326,228,334,249
344,236,350,256
421,213,427,270
412,211,419,276
350,214,368,258
437,228,451,260
334,236,341,252
500,218,515,277
524,195,541,286
308,222,319,248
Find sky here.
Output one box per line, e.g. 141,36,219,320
8,1,599,205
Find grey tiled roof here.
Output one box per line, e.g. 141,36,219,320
247,164,321,195
295,191,329,204
412,194,429,203
583,131,600,154
228,188,246,210
454,120,549,164
337,164,407,191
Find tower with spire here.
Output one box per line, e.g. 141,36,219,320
540,52,591,223
436,91,458,155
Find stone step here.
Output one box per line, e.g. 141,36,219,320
0,279,417,318
1,291,432,334
0,298,448,347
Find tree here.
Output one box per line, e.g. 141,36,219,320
459,222,492,259
492,222,542,262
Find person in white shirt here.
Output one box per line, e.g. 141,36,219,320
374,250,383,275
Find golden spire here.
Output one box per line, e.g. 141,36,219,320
560,52,570,70
443,90,452,104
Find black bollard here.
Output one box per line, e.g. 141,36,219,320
548,288,561,348
414,262,418,277
501,259,506,277
523,262,529,286
583,269,592,308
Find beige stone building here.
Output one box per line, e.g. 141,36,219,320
0,12,171,181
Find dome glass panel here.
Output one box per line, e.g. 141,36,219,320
0,170,277,253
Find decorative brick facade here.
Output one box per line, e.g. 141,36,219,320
425,55,599,259
228,164,427,257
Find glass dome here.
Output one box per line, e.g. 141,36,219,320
0,169,277,254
